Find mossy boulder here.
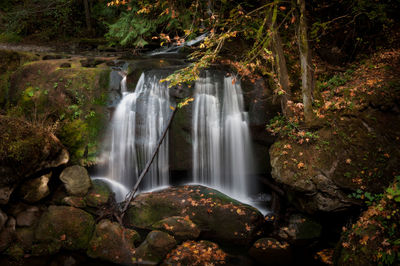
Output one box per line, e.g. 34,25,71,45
18,172,51,203
248,238,292,265
87,219,140,265
35,205,94,250
269,109,400,213
134,230,176,265
0,115,69,188
124,185,264,246
152,216,200,242
85,179,113,207
59,165,91,196
162,240,227,266
7,57,110,164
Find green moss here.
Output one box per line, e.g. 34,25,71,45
35,206,95,251
57,119,88,164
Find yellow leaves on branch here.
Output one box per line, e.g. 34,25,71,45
177,97,194,109
107,0,128,7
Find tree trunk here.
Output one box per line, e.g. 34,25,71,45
271,29,291,115
297,0,315,125
83,0,92,33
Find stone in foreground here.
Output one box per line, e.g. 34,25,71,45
35,205,94,250
134,230,176,265
87,219,140,265
59,165,91,196
124,185,264,245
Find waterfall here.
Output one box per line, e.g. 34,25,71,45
106,73,172,191
192,72,252,199
100,68,253,203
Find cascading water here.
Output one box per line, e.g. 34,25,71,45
192,72,253,200
100,66,254,204
105,72,172,194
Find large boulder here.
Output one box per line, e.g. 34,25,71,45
152,216,200,242
18,172,52,203
134,230,177,265
162,240,227,266
59,166,91,196
269,109,400,213
0,115,69,188
35,205,95,250
248,238,292,265
87,219,140,265
124,185,264,245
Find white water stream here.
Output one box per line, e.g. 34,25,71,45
99,69,253,203
103,73,171,196
193,72,252,200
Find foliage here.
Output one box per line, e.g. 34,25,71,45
309,0,400,60
0,0,118,40
340,176,400,265
267,114,319,143
106,0,200,47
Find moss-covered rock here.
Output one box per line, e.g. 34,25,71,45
162,240,227,266
35,205,94,250
152,216,200,242
248,238,292,265
85,179,112,207
124,185,264,246
59,165,91,196
87,219,140,265
7,57,110,164
134,230,176,265
0,115,69,188
269,109,400,213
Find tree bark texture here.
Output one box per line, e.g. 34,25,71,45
297,0,315,125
